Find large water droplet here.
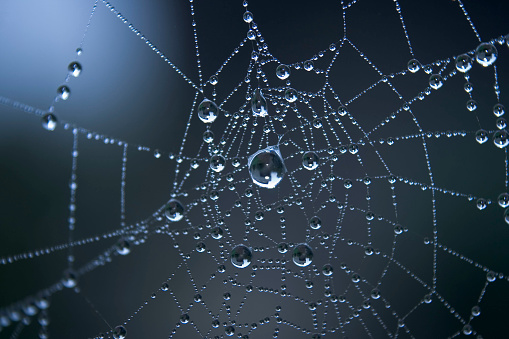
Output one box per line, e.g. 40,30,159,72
210,154,226,172
203,130,214,143
165,199,184,222
322,264,333,276
57,86,70,100
493,130,509,148
197,99,218,123
475,129,488,144
493,103,505,117
285,88,297,102
231,244,252,268
42,114,57,131
211,226,223,239
251,88,268,117
302,151,319,170
304,60,314,71
276,64,290,80
429,74,443,90
248,146,286,189
225,325,235,336
243,11,253,23
292,243,313,267
498,193,509,208
475,42,498,67
407,59,420,73
113,325,127,339
455,54,472,73
116,239,131,255
68,62,82,77
309,216,321,230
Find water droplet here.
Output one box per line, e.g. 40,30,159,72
57,85,70,100
243,11,253,23
180,314,189,324
164,199,184,222
197,99,218,123
232,157,241,167
493,103,505,117
276,65,290,80
348,144,358,154
231,244,252,268
464,82,473,93
429,74,443,90
76,48,83,55
407,59,420,73
309,216,321,230
476,198,486,210
475,129,488,144
455,54,472,73
497,118,507,130
196,242,206,252
194,294,202,302
351,273,361,283
462,324,472,335
493,130,509,148
67,62,82,78
113,325,127,339
394,224,403,234
423,294,432,304
285,88,297,103
277,242,288,253
471,305,481,317
203,130,214,143
210,154,226,172
248,146,286,189
302,151,319,170
225,325,235,336
303,60,314,71
247,30,256,40
209,75,218,85
211,226,223,239
371,289,381,299
62,270,77,288
475,42,498,67
498,193,509,208
312,118,322,128
466,99,477,111
116,239,130,255
292,243,313,267
338,105,348,116
251,88,268,117
42,114,57,131
322,264,333,276
487,271,496,282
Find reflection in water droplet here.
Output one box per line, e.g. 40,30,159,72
429,74,443,90
68,62,82,77
475,42,498,67
276,64,290,80
292,243,313,267
165,199,184,222
57,85,70,100
251,88,268,117
248,146,286,188
197,99,218,123
231,244,252,268
302,151,319,170
455,54,472,73
210,154,226,172
42,114,57,131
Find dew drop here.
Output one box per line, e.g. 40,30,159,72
292,243,313,267
209,75,218,85
225,325,235,336
210,154,226,172
251,88,268,117
371,289,381,299
285,88,297,102
493,103,505,117
277,242,288,253
462,324,472,335
248,146,286,189
116,239,131,255
498,193,509,208
42,113,57,131
197,99,218,123
231,244,252,268
455,54,472,73
475,129,488,144
309,216,321,230
493,130,509,148
276,65,290,80
164,199,184,222
475,42,498,67
322,264,333,276
429,74,443,90
57,85,70,100
62,270,77,288
113,325,127,339
471,305,481,317
180,314,189,324
211,226,224,239
243,11,253,23
247,30,256,40
302,151,319,170
466,99,477,111
407,59,420,73
203,130,214,143
303,60,314,71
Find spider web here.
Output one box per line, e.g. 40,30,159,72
0,0,509,338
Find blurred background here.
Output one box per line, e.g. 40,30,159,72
0,0,509,338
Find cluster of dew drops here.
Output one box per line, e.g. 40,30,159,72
32,2,509,337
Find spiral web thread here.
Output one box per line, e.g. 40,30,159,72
0,0,509,338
